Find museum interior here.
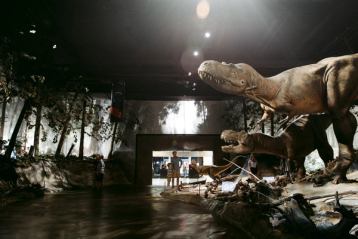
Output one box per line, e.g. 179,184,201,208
1,0,358,238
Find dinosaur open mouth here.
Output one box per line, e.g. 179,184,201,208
198,71,225,85
222,138,239,147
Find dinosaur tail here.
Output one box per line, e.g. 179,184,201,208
212,157,238,177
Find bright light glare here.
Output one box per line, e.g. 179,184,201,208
193,51,199,56
196,0,210,19
160,101,207,134
204,32,211,38
188,72,192,76
52,44,57,49
29,29,36,34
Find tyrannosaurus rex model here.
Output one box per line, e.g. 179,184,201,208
221,112,356,180
198,54,358,183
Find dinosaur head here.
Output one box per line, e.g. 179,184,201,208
220,130,254,154
198,60,254,95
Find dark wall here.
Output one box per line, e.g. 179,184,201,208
135,134,225,185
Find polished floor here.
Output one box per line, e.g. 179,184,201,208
0,186,228,239
152,176,213,186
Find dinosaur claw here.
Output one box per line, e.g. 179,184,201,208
332,175,349,184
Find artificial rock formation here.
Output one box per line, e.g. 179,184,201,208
198,54,358,183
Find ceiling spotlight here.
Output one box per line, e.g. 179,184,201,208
29,29,36,34
193,51,199,56
196,0,210,19
188,72,192,76
204,32,211,38
52,44,57,49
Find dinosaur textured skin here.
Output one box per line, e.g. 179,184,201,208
221,113,356,179
192,161,235,179
199,54,358,183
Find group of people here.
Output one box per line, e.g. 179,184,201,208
159,151,207,188
94,151,260,190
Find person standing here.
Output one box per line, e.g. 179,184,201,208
170,151,182,187
95,155,105,190
182,163,188,178
189,160,199,178
166,163,173,187
160,164,168,178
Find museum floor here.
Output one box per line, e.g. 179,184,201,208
0,186,227,239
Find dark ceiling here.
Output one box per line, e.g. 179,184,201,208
2,0,358,100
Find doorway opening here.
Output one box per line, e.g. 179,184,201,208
152,150,213,186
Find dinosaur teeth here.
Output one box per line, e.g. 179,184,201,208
223,139,239,146
200,71,214,81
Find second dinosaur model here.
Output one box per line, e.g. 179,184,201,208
220,112,356,180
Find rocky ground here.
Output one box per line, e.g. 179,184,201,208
0,157,130,208
161,171,358,239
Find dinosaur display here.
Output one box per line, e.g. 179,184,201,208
191,160,236,179
221,113,356,179
198,54,358,183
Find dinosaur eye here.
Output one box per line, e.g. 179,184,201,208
240,79,245,85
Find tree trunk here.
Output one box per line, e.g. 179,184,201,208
0,99,6,144
66,143,75,158
270,113,274,136
108,121,118,160
242,98,247,132
23,113,30,150
33,104,42,156
79,99,86,160
5,99,31,159
55,93,78,158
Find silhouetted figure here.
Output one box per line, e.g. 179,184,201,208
167,163,173,187
159,164,167,178
189,160,199,178
170,151,182,187
94,155,105,190
182,163,188,177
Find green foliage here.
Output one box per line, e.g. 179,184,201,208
0,38,17,102
0,1,116,155
223,98,262,131
42,82,112,144
158,102,180,124
84,102,112,141
222,98,245,131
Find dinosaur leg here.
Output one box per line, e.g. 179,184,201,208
315,132,334,166
295,157,306,180
286,158,294,183
309,115,334,166
326,66,358,183
330,112,357,184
